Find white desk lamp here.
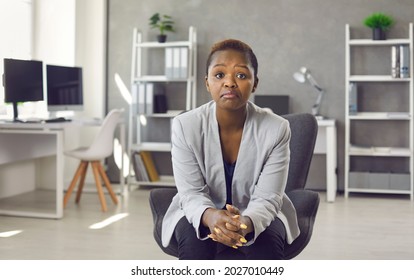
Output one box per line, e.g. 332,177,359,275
293,67,325,119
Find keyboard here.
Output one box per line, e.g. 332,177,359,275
44,117,71,123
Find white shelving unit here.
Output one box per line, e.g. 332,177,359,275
344,23,413,200
128,26,197,187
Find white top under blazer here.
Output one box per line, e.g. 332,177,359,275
162,101,300,247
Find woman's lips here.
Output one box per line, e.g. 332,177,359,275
221,91,239,98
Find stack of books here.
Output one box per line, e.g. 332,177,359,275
391,45,410,78
132,151,160,182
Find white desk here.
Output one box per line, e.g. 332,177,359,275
0,120,125,219
314,119,337,202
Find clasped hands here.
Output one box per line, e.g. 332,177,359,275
202,204,252,249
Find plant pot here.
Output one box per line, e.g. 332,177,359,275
157,34,167,43
372,28,386,40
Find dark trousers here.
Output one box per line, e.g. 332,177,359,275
174,216,286,260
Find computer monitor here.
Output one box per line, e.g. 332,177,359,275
254,95,290,115
46,64,83,113
3,58,44,121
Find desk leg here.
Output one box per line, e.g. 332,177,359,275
326,126,337,202
56,131,64,218
119,123,126,195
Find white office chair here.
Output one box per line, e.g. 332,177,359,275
63,108,124,212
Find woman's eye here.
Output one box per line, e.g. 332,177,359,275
236,73,247,79
214,73,224,79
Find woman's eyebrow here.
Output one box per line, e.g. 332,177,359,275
212,63,249,69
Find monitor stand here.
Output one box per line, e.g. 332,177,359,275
11,102,22,122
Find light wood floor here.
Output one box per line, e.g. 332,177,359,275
0,186,413,260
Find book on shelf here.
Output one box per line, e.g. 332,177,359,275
172,47,180,79
132,151,160,182
132,152,149,182
348,82,358,115
180,47,188,78
132,83,146,114
165,47,174,78
391,45,400,78
400,45,410,78
140,151,160,182
145,83,154,115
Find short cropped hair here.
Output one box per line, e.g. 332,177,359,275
205,39,258,82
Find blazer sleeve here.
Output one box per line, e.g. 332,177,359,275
170,116,216,239
242,118,291,243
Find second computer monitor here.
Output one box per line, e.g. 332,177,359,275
3,58,44,120
46,64,83,112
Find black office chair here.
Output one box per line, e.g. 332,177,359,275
149,113,319,259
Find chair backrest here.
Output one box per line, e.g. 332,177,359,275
282,113,318,193
87,108,124,158
149,112,319,259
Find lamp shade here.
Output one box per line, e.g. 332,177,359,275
293,67,325,118
293,67,309,83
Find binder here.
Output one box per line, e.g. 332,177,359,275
400,45,410,78
145,83,154,115
165,48,174,78
391,45,400,78
172,47,181,79
137,83,146,114
131,83,138,105
180,47,188,78
349,82,358,115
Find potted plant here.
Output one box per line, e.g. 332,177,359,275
363,12,394,40
149,13,175,43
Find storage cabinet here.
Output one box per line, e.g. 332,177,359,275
128,26,197,187
344,23,413,200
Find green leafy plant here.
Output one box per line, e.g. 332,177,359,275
363,13,394,30
149,13,175,35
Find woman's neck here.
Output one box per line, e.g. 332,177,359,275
216,106,247,131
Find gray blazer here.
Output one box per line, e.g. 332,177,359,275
162,101,300,247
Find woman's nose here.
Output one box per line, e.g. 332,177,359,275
224,76,237,88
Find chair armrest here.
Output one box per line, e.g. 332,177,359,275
287,189,320,218
284,189,320,259
149,188,179,257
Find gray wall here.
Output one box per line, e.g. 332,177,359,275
107,0,414,190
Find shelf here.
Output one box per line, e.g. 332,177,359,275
129,175,176,187
128,26,196,190
349,146,411,157
145,110,183,118
345,23,413,200
133,76,191,83
349,39,411,46
349,75,410,82
135,41,192,48
346,188,411,195
348,112,411,120
131,142,171,152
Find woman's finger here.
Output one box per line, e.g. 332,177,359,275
225,222,238,231
225,204,240,215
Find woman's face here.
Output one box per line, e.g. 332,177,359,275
205,49,258,112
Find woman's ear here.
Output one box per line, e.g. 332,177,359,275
205,76,210,92
252,77,259,93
